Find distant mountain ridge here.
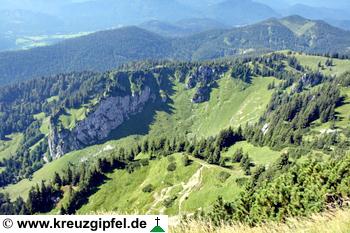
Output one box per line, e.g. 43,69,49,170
0,0,281,39
57,0,200,32
0,27,175,84
139,18,228,37
2,0,350,53
1,16,350,85
281,4,350,21
206,0,280,25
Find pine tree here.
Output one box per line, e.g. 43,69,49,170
53,172,62,186
27,184,40,214
66,165,73,185
233,148,243,163
182,154,191,166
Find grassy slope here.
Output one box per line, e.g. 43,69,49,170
148,75,276,139
0,133,23,162
280,20,316,36
79,142,280,215
78,153,244,215
292,52,350,76
180,160,243,214
59,107,88,130
191,76,276,137
3,136,138,200
222,141,282,166
79,153,199,214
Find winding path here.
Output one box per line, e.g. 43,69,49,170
178,166,204,214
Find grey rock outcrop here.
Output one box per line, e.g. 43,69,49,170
48,86,153,159
192,86,211,103
73,86,152,145
186,65,222,103
48,122,80,160
186,66,216,90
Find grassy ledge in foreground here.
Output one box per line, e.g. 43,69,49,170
170,209,350,233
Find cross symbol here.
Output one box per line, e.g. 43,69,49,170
155,217,160,226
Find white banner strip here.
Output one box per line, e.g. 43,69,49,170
0,215,168,233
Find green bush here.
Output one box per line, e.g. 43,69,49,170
140,158,149,166
163,196,177,208
217,171,231,182
235,177,248,187
182,154,191,166
167,162,177,172
142,184,154,193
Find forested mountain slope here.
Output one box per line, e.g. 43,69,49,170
1,16,350,85
0,52,350,223
0,27,174,85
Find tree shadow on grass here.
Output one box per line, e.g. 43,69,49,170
100,81,175,143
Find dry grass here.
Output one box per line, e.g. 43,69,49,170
170,209,350,233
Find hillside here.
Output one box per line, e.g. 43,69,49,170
0,52,350,227
180,15,350,60
2,16,350,85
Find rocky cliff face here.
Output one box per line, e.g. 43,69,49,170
48,124,79,160
48,86,153,159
